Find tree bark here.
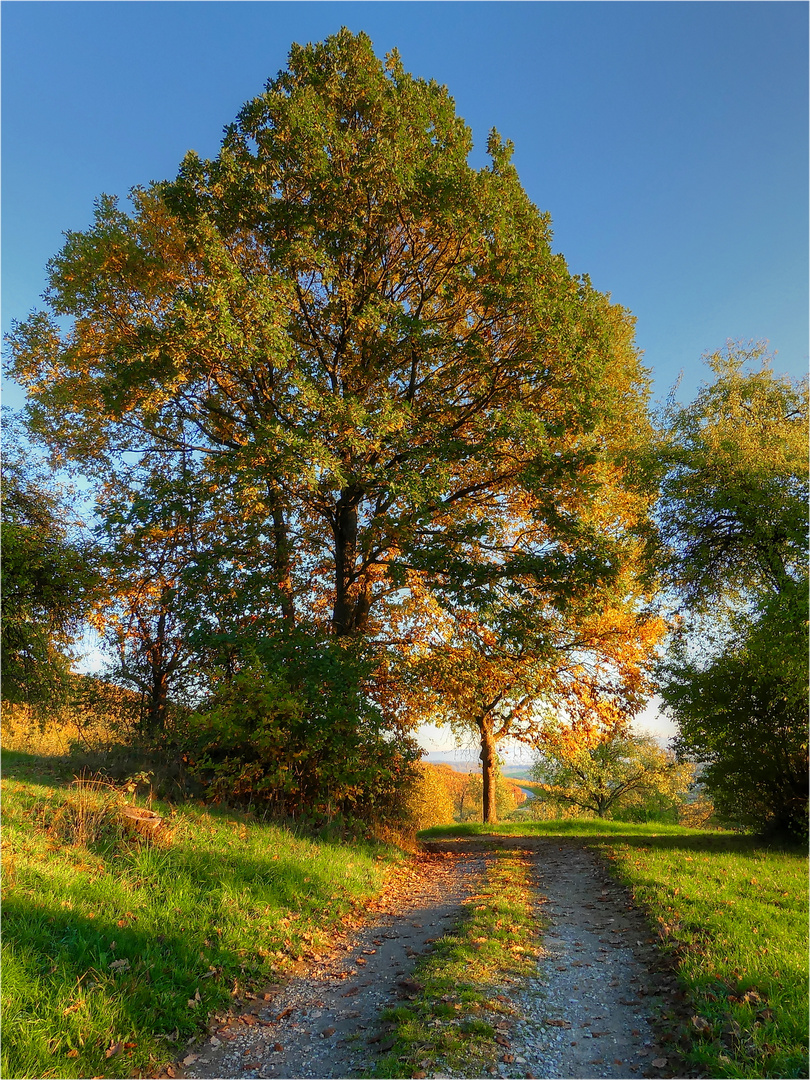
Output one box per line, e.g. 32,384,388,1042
479,715,498,824
268,484,295,631
331,486,370,636
145,606,169,737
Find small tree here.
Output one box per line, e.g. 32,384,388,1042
532,728,693,819
1,412,100,706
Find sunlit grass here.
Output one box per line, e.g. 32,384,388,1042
420,817,698,838
1,750,404,1079
595,833,808,1079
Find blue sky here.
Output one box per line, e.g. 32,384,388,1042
4,1,807,410
3,1,806,752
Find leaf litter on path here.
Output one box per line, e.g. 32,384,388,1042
176,851,491,1080
175,840,685,1080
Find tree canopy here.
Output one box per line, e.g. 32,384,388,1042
656,343,809,838
532,727,693,819
1,411,100,705
8,29,652,656
6,30,664,824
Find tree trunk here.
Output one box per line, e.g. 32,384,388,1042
269,485,295,631
479,716,498,825
144,606,170,737
331,486,370,636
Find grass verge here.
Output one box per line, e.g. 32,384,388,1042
371,849,542,1079
1,749,404,1080
592,830,808,1079
422,820,808,1080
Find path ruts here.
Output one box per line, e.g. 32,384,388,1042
177,850,490,1080
176,838,675,1080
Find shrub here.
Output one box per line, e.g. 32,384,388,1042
185,632,420,825
406,763,456,830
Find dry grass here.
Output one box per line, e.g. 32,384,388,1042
1,702,122,757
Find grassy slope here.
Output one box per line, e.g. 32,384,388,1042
422,821,809,1080
1,750,404,1080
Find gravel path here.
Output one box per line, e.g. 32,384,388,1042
175,840,675,1080
178,851,491,1080
506,840,671,1080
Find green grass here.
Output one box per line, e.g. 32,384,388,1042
595,832,808,1079
371,849,542,1078
420,818,696,838
1,750,404,1080
423,818,809,1079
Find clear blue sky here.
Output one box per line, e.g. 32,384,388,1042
3,1,807,410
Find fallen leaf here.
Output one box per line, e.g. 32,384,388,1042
321,1027,336,1038
182,1054,198,1066
273,1042,283,1052
547,1018,570,1028
105,1041,123,1059
66,1050,79,1058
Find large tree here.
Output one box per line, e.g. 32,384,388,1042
8,30,651,664
656,343,808,837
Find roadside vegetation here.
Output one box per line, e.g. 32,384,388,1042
1,749,405,1080
422,820,809,1080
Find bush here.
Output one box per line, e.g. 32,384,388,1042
664,586,809,840
406,763,456,830
185,632,420,825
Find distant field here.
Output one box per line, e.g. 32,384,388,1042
422,820,809,1079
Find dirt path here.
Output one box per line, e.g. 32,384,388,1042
177,840,675,1080
506,841,671,1079
178,851,491,1080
